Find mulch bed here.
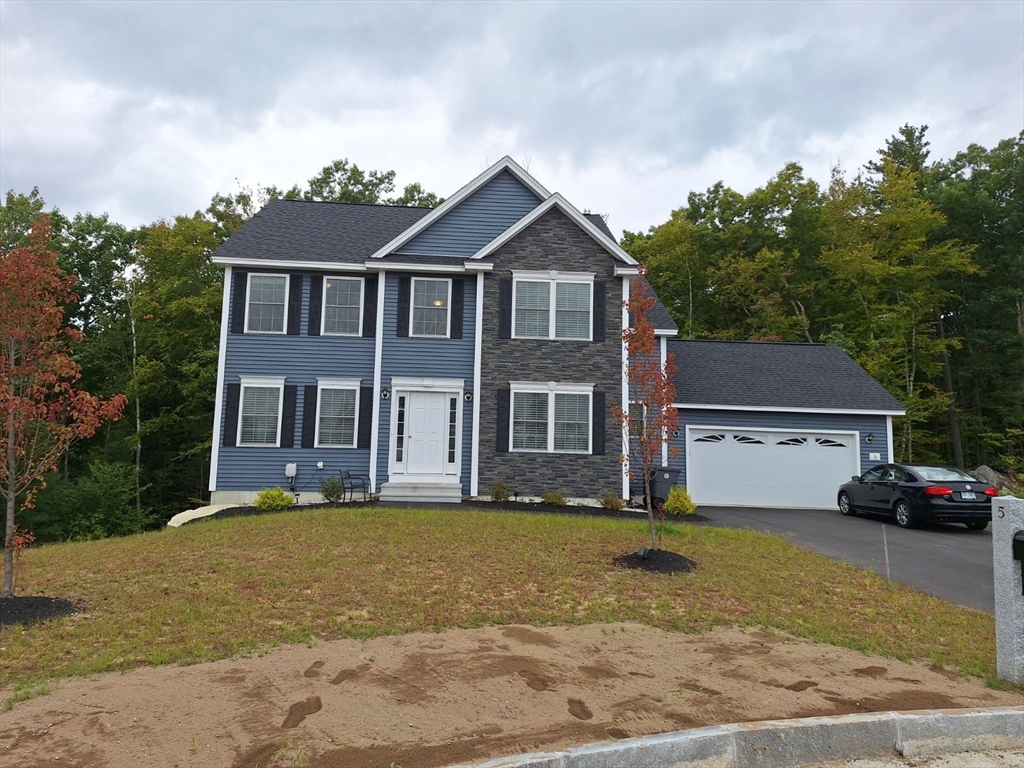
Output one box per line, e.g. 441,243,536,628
193,498,710,525
0,596,77,628
613,548,699,574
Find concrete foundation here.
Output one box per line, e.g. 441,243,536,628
993,496,1024,685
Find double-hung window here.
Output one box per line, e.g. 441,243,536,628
315,379,360,448
411,278,451,337
322,277,363,336
510,382,593,454
238,377,285,446
246,274,288,333
513,272,593,340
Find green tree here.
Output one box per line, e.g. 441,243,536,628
820,162,977,461
930,133,1024,470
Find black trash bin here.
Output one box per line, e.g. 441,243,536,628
646,466,681,508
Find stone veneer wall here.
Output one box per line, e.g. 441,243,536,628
478,208,624,498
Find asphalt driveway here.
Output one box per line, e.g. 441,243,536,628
697,506,995,613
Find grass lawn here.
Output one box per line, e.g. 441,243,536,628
0,506,1004,690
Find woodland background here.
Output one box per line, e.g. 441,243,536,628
2,126,1021,541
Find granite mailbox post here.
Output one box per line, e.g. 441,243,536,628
993,495,1024,684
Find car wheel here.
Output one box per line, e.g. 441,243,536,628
894,500,916,529
964,520,988,531
838,492,855,516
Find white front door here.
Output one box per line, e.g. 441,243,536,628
406,392,447,475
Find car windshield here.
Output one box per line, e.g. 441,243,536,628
911,466,978,482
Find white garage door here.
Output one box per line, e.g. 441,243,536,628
686,427,860,509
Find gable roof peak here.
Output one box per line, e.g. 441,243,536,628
469,192,639,266
367,156,550,259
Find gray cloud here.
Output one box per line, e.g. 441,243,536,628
1,0,1021,235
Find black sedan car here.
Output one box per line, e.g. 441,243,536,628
837,464,996,530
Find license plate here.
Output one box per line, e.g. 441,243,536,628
961,491,976,500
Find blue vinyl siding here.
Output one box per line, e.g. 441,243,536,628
376,274,477,494
397,170,542,257
216,269,373,491
667,409,890,487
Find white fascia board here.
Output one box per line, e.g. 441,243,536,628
212,256,368,272
654,328,678,337
367,156,550,260
469,193,639,265
368,261,479,274
208,265,233,492
673,402,907,416
462,262,494,272
614,266,640,276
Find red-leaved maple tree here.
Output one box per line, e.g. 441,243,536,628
611,268,679,550
1,217,127,597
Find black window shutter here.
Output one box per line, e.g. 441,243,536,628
357,386,373,449
498,277,513,339
451,278,465,339
287,275,303,335
592,390,606,455
308,276,323,336
496,388,511,452
223,383,241,446
301,385,318,448
362,275,378,338
397,276,411,337
281,385,297,447
230,270,248,334
593,279,606,342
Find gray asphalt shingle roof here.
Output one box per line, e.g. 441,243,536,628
213,199,432,263
667,340,904,412
214,202,623,267
634,280,679,334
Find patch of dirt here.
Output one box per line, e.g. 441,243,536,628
0,596,77,627
2,624,1019,768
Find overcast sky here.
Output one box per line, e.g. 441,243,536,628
2,0,1022,237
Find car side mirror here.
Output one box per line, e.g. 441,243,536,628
852,475,862,482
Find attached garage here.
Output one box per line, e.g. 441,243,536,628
665,341,906,510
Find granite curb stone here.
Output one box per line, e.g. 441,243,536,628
449,707,1024,768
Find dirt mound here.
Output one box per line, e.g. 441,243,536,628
2,623,1017,768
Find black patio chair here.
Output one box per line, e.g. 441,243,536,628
339,469,370,503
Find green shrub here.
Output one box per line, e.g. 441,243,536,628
491,481,512,502
599,493,626,511
319,476,347,504
540,489,568,506
29,461,155,541
253,487,294,512
664,486,696,517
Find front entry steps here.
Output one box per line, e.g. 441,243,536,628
378,481,463,504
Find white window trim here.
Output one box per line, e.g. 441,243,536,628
509,381,594,455
410,277,453,338
237,376,286,447
321,276,365,337
511,271,594,341
314,377,362,449
244,273,290,335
